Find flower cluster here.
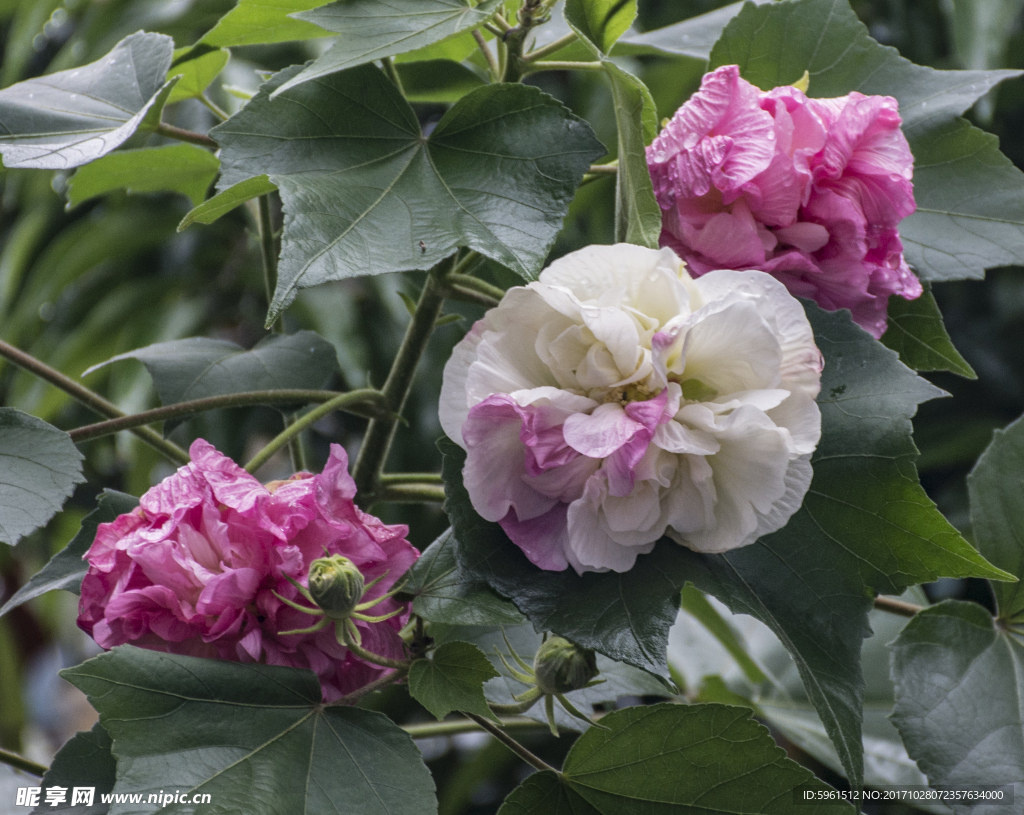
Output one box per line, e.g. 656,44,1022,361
77,440,418,701
440,243,823,574
647,64,920,338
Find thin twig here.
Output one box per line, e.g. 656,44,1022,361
0,747,47,777
445,273,505,303
69,389,388,443
244,391,390,473
403,716,550,739
464,712,558,774
524,31,579,62
873,595,923,618
379,473,443,484
351,260,449,502
523,60,604,74
0,339,189,465
587,163,618,175
473,30,500,81
154,122,218,149
376,482,445,504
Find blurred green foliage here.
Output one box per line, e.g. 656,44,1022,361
0,0,1020,811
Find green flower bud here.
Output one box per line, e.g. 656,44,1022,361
307,555,365,619
533,636,598,695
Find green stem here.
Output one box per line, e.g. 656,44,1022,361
525,31,579,62
445,273,505,304
352,262,449,502
244,391,389,473
376,482,445,504
379,473,442,484
69,389,388,443
473,30,500,81
588,162,618,175
523,60,604,74
874,596,923,618
402,716,550,739
154,122,218,150
464,713,558,774
382,57,406,96
199,94,229,122
0,339,189,466
0,746,47,777
257,195,283,333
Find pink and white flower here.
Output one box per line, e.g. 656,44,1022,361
77,440,419,701
440,244,823,574
646,65,921,338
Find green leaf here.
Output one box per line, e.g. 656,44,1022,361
968,414,1024,622
178,175,277,231
565,0,661,248
0,32,177,170
708,0,1019,135
213,67,604,320
890,601,1024,811
404,528,526,626
394,60,486,104
63,646,438,815
0,491,137,618
679,584,767,685
87,331,340,433
66,145,220,209
167,46,230,105
276,0,503,94
500,704,854,814
615,0,767,60
0,409,84,547
900,117,1024,282
564,0,636,54
200,0,334,47
881,283,976,378
408,641,499,722
33,724,115,815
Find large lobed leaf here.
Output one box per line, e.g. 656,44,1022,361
0,409,85,548
444,303,1008,787
212,65,603,322
276,0,502,94
708,0,1024,284
0,33,176,170
499,704,854,814
63,646,437,815
0,491,137,618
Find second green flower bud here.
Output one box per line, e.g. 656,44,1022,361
307,555,365,620
533,636,598,696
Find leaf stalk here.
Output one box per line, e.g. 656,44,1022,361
0,339,189,465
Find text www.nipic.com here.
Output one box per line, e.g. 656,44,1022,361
103,791,213,806
16,787,211,808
